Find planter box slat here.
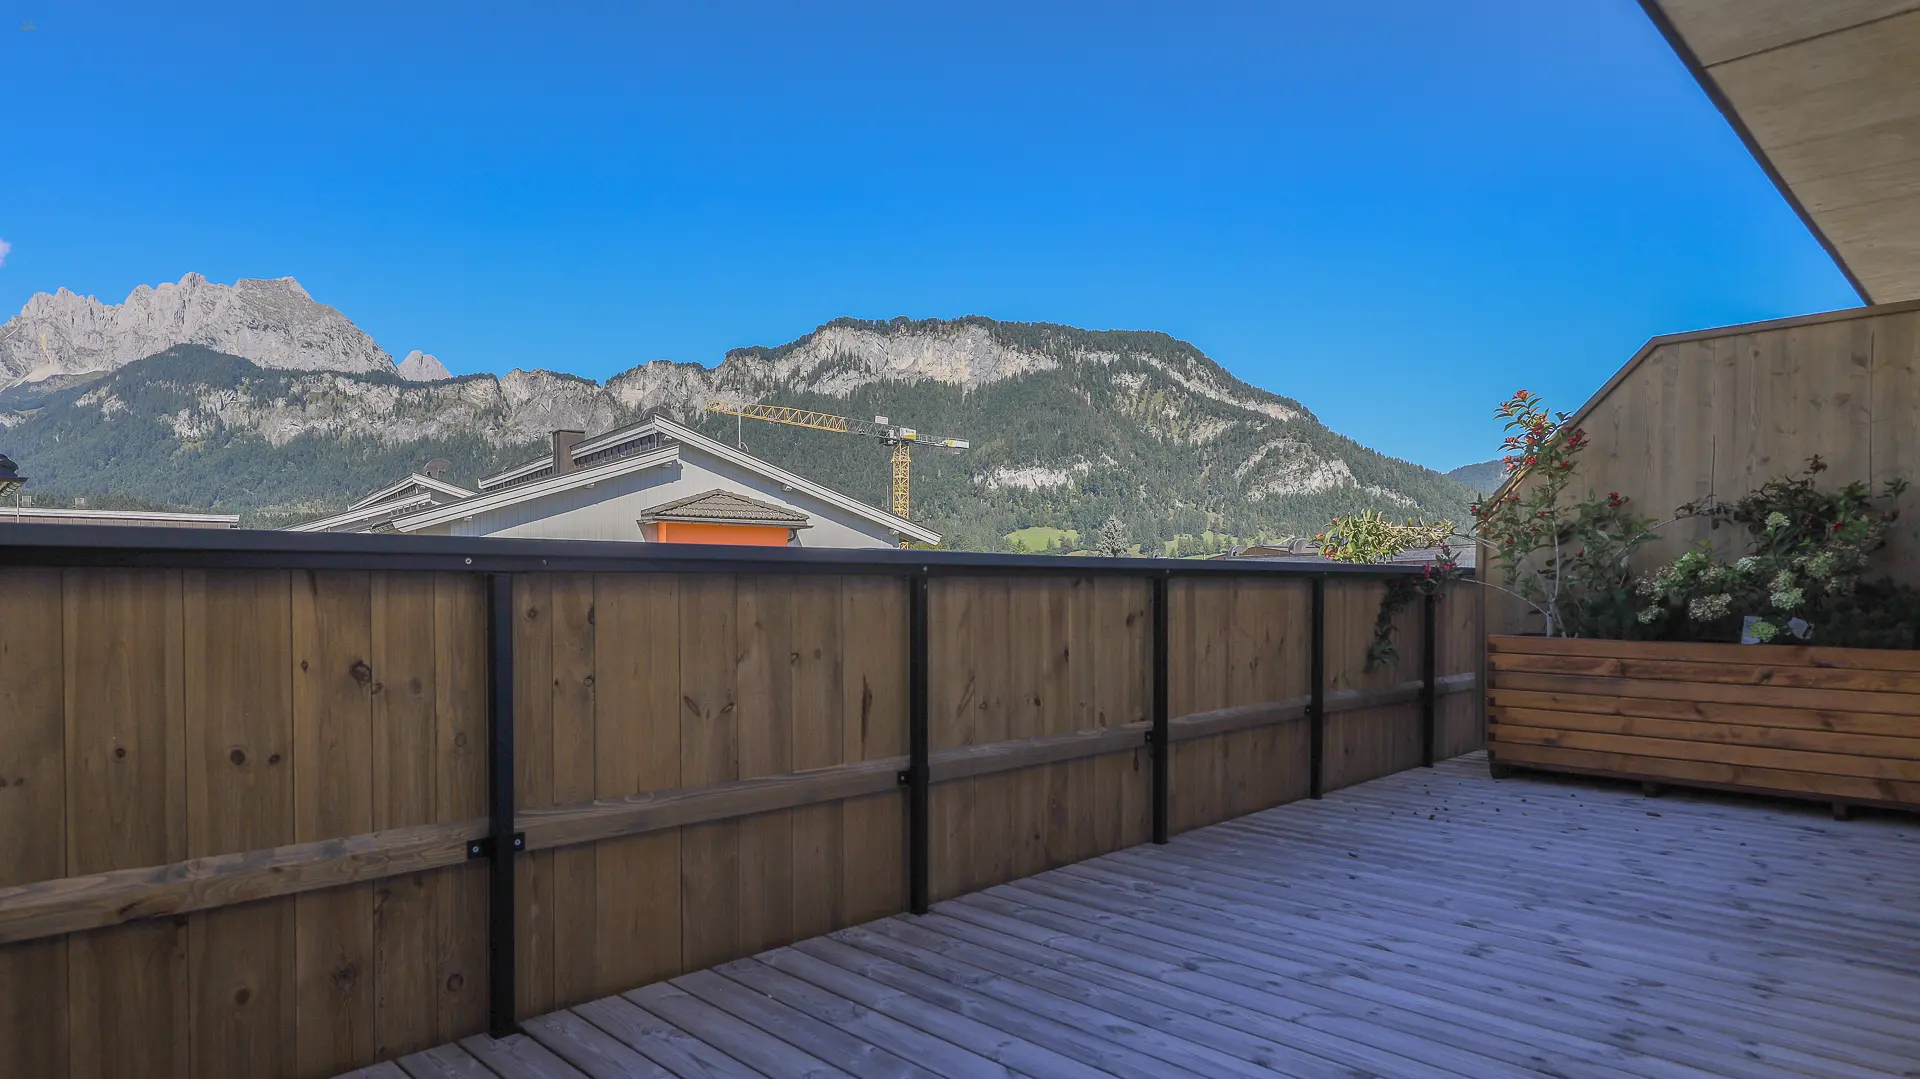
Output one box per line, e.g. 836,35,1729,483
1489,651,1920,694
1488,634,1920,810
1490,706,1920,761
1493,670,1920,717
1490,723,1920,782
1492,742,1920,808
1486,687,1920,737
1489,634,1920,673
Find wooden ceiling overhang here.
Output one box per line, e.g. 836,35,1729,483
1644,1,1920,303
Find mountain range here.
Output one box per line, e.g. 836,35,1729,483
0,274,1482,551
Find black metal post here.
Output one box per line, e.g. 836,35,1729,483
1309,576,1326,800
1150,572,1171,845
907,569,931,914
1421,590,1439,768
483,573,520,1038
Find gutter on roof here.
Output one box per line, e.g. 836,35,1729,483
1636,0,1872,305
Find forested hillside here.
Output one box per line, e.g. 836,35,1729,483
1,318,1478,549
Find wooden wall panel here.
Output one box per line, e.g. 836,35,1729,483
1494,306,1920,636
1170,577,1319,833
520,571,913,1006
927,575,1151,898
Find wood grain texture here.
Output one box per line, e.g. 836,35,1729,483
589,573,682,996
377,751,1920,1079
430,574,488,1044
546,574,599,1011
1491,634,1920,807
294,571,378,1077
3,565,1481,1079
185,569,295,1079
1490,307,1920,635
0,569,67,1077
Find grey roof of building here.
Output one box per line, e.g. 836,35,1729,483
637,488,811,527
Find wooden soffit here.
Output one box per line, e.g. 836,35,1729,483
1643,1,1920,303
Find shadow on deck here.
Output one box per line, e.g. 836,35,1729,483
343,753,1920,1079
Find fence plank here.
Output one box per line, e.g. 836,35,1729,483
735,576,794,956
294,570,378,1076
789,576,846,941
0,569,66,1078
185,569,295,1079
841,576,905,925
592,574,682,994
679,575,741,973
511,575,555,1020
928,577,976,903
371,574,442,1061
547,574,598,1010
431,574,488,1043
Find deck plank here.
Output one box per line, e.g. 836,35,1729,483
394,1043,500,1079
347,752,1920,1079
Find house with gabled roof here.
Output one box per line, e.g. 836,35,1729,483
290,414,938,548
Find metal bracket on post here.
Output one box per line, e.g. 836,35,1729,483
1421,589,1439,768
1150,571,1171,845
1309,576,1326,800
484,573,518,1039
907,567,931,915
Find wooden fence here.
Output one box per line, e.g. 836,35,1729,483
0,528,1482,1079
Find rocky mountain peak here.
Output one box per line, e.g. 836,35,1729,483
1,272,410,388
397,350,453,381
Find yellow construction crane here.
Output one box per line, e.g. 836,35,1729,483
702,398,969,540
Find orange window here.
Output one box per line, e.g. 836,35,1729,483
653,522,791,546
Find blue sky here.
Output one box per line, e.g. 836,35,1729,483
0,1,1859,470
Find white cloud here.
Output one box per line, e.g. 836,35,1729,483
0,238,10,267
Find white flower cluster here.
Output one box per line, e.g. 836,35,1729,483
1687,593,1732,621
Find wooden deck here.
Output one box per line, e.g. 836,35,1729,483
342,752,1920,1079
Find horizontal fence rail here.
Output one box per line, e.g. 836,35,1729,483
0,526,1484,1079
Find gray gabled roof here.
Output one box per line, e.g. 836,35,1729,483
638,488,811,527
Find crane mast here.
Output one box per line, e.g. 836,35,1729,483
702,397,969,545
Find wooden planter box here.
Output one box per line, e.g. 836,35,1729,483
1487,635,1920,813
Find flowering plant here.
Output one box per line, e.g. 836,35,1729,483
1470,391,1657,637
1633,458,1920,647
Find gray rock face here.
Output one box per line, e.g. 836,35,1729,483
0,273,399,386
397,350,453,381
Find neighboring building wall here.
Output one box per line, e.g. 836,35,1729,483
418,453,902,548
1487,299,1920,632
